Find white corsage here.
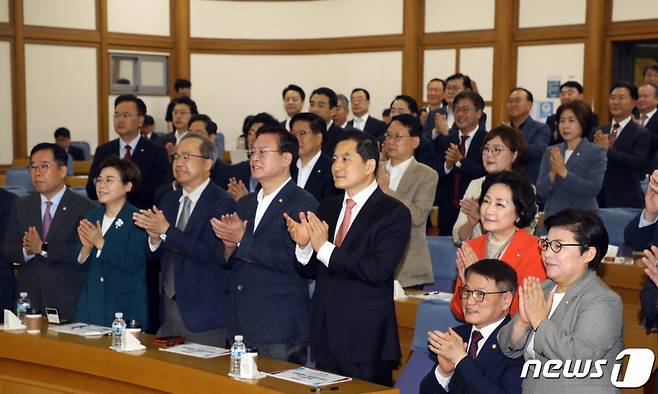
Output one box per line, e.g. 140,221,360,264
115,218,124,229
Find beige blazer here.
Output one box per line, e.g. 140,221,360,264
388,158,438,287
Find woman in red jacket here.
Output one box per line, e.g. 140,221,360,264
450,171,546,320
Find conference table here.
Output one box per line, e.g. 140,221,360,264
0,323,397,394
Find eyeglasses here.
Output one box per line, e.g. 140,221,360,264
28,162,52,172
482,145,510,157
93,177,119,187
170,152,209,161
453,107,475,115
459,287,509,303
172,110,191,116
248,148,281,157
113,112,138,120
538,238,584,253
384,133,413,141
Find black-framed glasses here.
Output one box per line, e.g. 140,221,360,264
28,162,52,172
170,152,209,161
459,287,509,303
538,238,584,253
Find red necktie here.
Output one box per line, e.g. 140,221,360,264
467,330,483,360
609,123,620,147
452,135,469,207
334,199,356,247
124,145,132,160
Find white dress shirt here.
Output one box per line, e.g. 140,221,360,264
641,107,657,127
174,130,188,145
352,114,370,131
444,126,479,174
610,116,632,139
254,178,292,232
119,135,140,159
284,118,291,131
296,151,322,189
24,185,67,261
296,180,378,267
386,157,413,192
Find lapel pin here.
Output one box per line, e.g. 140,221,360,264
492,344,497,350
62,206,67,211
140,148,144,152
317,169,321,173
516,252,520,257
278,198,283,203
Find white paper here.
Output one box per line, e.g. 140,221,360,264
393,280,407,300
408,292,453,302
606,244,619,258
159,342,230,359
1,309,26,331
267,367,352,387
49,323,112,337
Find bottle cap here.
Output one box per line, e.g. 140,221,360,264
234,335,243,341
115,312,123,318
20,292,27,297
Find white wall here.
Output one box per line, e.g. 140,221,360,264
518,0,586,28
191,51,402,149
108,95,171,138
0,41,12,164
190,0,403,39
460,47,494,102
612,0,658,22
423,49,457,99
108,0,170,36
425,0,494,33
25,44,98,153
0,0,9,23
23,0,95,30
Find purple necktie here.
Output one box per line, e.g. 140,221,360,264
468,330,483,360
42,201,53,240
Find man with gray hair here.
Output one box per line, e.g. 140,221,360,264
133,132,236,346
333,94,355,131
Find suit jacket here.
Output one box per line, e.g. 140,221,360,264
145,132,162,145
597,121,650,208
424,107,487,137
211,159,232,190
536,139,607,217
229,160,252,191
2,189,95,320
68,145,85,161
74,203,147,326
86,137,171,209
151,181,236,332
298,187,411,363
322,123,344,157
347,115,388,141
498,270,624,393
388,158,438,287
642,110,658,172
419,317,523,394
226,180,318,345
291,153,337,203
547,112,599,145
0,189,18,314
450,230,546,321
519,117,551,183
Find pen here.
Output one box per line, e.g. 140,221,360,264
422,291,439,296
310,387,339,392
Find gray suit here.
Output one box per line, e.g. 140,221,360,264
536,139,607,218
1,189,95,320
389,158,438,287
497,270,623,394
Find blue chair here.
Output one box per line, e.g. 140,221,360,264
215,132,225,160
70,187,89,199
2,185,27,198
595,208,642,246
6,167,34,192
424,236,458,292
70,141,91,160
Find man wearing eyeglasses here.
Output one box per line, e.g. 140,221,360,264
420,259,523,394
3,143,95,322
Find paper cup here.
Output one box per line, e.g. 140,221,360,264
25,314,42,334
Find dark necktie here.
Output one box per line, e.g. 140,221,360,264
42,201,53,240
452,135,469,207
467,330,483,360
124,145,132,160
609,123,620,147
164,196,192,299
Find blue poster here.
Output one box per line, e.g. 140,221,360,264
539,101,554,118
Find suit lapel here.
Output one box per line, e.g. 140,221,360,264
46,190,74,242
254,180,295,236
29,193,44,236
339,188,384,247
564,141,585,170
613,121,635,151
182,184,215,233
395,158,419,194
500,230,528,267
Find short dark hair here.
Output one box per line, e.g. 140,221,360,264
640,83,658,98
544,209,609,271
560,81,584,94
390,95,420,117
174,79,191,91
390,114,422,138
609,81,638,100
454,90,485,111
337,131,379,175
556,100,593,139
171,96,199,115
427,78,446,89
643,63,658,77
282,84,306,101
290,112,327,136
255,124,299,164
242,115,255,137
511,87,534,103
189,114,218,135
143,115,154,126
382,108,391,117
247,112,279,134
465,259,518,294
114,94,147,116
97,155,141,193
30,143,68,167
483,125,528,174
54,127,71,139
351,88,370,101
446,73,473,90
311,87,338,108
479,170,537,229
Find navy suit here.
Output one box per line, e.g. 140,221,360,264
229,160,256,192
641,111,658,172
291,154,338,203
322,123,344,157
211,159,232,190
518,117,551,183
0,189,17,318
347,115,388,141
151,182,236,333
226,180,318,358
419,317,523,394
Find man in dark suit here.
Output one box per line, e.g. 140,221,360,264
421,78,448,135
310,87,344,157
290,112,337,202
287,131,411,386
54,127,85,161
140,115,161,144
0,188,18,319
636,83,658,172
280,84,305,131
507,87,551,183
2,143,95,320
420,259,523,394
87,95,170,210
436,91,487,235
593,82,651,208
164,79,197,134
133,133,235,346
347,88,388,141
212,126,318,363
546,81,599,145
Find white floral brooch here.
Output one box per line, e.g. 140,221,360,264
115,218,124,229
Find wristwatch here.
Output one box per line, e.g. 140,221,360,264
40,242,48,258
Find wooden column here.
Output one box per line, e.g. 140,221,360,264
12,0,27,159
402,0,422,100
492,0,514,126
172,0,190,87
97,0,109,144
584,0,606,114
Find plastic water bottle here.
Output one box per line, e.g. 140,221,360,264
111,312,126,350
16,292,31,324
229,335,246,377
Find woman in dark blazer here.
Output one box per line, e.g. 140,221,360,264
75,156,147,326
536,101,607,218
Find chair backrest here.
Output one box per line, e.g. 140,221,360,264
412,300,459,352
70,141,91,160
424,236,458,292
70,187,89,199
595,208,642,247
394,347,435,393
6,167,34,191
2,185,28,198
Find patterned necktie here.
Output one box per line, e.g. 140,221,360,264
124,145,132,160
334,199,356,247
42,201,53,240
164,196,192,299
467,330,483,360
452,135,469,207
609,123,620,146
